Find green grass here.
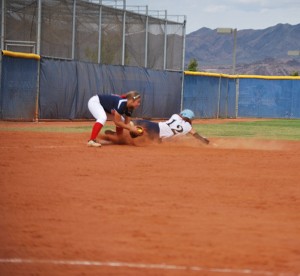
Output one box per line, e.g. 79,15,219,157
194,119,300,141
0,125,114,133
1,119,300,141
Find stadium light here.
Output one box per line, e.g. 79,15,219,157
288,50,300,56
217,27,237,74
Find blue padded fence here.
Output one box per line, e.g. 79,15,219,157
238,78,300,118
183,74,237,118
0,53,182,120
0,55,38,120
183,72,300,119
39,59,182,119
1,51,300,121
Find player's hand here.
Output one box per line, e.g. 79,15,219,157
129,125,144,138
129,124,138,133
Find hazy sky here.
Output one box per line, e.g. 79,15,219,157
126,0,300,34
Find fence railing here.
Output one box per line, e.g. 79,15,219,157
183,72,300,119
1,0,185,71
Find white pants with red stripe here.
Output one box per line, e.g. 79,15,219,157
88,95,125,125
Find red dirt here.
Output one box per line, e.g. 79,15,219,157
0,121,300,276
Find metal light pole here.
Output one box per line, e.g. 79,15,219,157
217,28,237,74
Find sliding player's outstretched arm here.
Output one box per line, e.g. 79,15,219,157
189,128,210,144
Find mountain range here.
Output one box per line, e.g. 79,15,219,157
185,23,300,75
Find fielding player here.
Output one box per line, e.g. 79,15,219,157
87,91,142,147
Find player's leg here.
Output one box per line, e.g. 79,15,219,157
116,115,125,136
87,95,107,147
103,115,124,136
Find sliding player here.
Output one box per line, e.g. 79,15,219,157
103,109,209,145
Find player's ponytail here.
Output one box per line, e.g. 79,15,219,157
125,91,141,101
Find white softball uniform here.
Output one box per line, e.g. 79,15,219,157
158,114,192,139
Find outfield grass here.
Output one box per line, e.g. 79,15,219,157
0,124,98,133
194,119,300,141
1,119,300,141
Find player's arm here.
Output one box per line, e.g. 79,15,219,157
124,115,131,125
113,111,138,133
189,128,210,144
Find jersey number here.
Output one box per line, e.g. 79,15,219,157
166,119,183,135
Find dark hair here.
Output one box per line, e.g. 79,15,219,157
126,91,140,101
182,117,192,125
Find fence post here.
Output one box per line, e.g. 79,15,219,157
98,0,102,64
144,5,148,68
35,59,41,122
235,78,239,118
1,0,5,51
217,76,221,118
36,0,41,55
181,16,186,72
71,0,77,60
163,10,167,70
122,1,126,66
180,17,186,112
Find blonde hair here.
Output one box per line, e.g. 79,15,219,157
126,91,141,101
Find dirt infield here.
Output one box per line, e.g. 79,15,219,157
1,121,300,276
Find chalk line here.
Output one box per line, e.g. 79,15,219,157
0,258,298,276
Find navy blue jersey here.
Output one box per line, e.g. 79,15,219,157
98,94,132,116
133,119,160,140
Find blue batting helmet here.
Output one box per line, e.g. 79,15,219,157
180,109,195,120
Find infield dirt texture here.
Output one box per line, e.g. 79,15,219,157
0,120,300,276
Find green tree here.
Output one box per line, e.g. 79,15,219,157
187,58,198,71
291,71,299,76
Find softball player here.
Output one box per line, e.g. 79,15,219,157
133,109,209,144
87,91,141,147
104,109,209,144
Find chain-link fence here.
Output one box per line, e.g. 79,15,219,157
1,0,186,71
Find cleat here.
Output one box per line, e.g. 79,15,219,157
87,140,102,147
